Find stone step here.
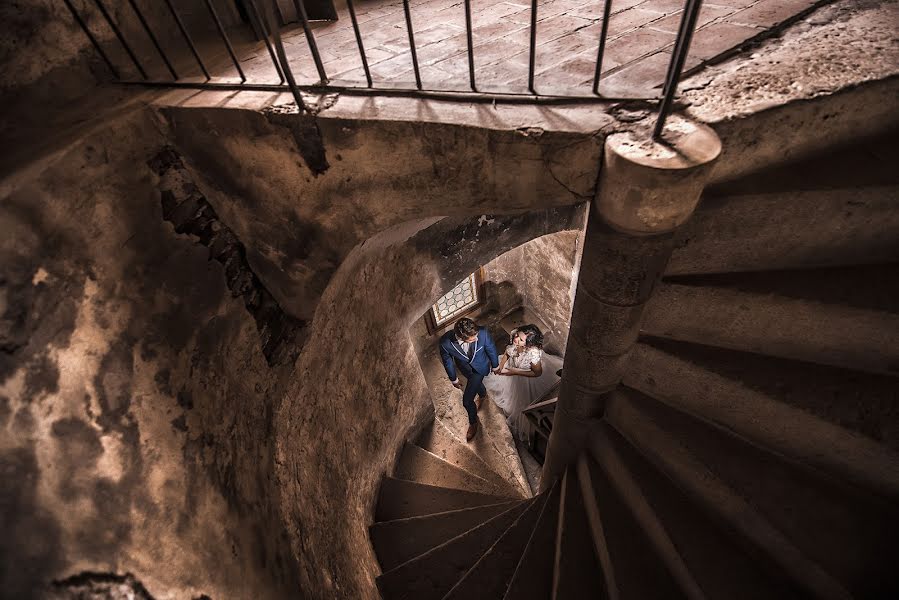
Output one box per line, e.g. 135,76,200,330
641,281,899,376
597,423,805,599
503,478,561,600
376,499,534,600
625,340,899,499
442,488,550,599
581,440,692,600
418,417,524,498
395,441,510,497
371,501,520,572
664,263,899,315
706,128,899,197
667,186,899,276
605,390,861,600
550,465,605,600
375,478,513,521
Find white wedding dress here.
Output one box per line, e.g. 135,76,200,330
485,344,563,441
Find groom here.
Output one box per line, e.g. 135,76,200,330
439,317,499,441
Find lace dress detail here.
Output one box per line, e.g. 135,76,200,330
484,344,563,441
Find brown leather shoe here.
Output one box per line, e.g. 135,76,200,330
466,419,479,442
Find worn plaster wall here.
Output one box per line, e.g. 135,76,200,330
481,230,582,357
0,109,300,598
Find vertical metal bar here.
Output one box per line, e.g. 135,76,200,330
92,0,147,79
592,0,614,95
528,0,537,93
653,0,703,139
163,0,212,80
264,1,307,111
345,0,372,87
63,0,120,79
463,0,476,91
402,0,422,90
203,0,247,81
273,0,287,26
291,0,329,84
661,0,699,98
127,0,178,80
243,0,286,83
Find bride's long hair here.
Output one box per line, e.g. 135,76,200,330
511,324,544,349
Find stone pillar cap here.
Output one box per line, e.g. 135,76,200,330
597,118,721,235
607,119,722,170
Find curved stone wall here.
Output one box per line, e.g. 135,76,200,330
1,100,587,598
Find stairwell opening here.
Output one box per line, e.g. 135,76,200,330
407,229,584,496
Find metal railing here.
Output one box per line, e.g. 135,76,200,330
65,0,704,138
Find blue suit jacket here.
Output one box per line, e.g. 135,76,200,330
439,327,499,381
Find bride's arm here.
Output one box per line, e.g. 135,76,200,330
511,360,542,378
493,354,509,374
507,357,543,377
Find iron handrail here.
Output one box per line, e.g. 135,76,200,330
66,0,703,137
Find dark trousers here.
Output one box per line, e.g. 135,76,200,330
458,366,487,425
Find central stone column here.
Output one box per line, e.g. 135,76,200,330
541,120,721,490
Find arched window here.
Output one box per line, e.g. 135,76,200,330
429,271,483,330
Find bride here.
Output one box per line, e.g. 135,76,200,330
485,324,563,441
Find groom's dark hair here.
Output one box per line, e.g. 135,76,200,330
454,318,478,339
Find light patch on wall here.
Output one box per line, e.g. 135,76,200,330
96,432,127,483
32,267,49,285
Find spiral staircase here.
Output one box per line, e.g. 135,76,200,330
369,128,899,599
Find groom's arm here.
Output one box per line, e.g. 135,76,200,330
484,330,499,369
439,340,458,382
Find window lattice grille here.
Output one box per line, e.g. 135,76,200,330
432,273,479,326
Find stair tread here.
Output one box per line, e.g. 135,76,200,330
442,488,550,599
706,131,899,196
626,340,899,497
581,444,688,600
642,281,899,376
376,477,513,522
503,478,562,600
417,420,522,497
376,498,534,600
551,466,605,600
396,441,509,497
371,500,519,572
598,421,806,599
605,389,872,599
662,263,899,314
668,185,899,275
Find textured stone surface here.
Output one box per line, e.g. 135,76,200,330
681,0,899,183
0,110,301,598
160,104,601,324
480,230,582,357
45,572,154,600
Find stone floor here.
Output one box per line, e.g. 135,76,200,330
232,0,826,96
